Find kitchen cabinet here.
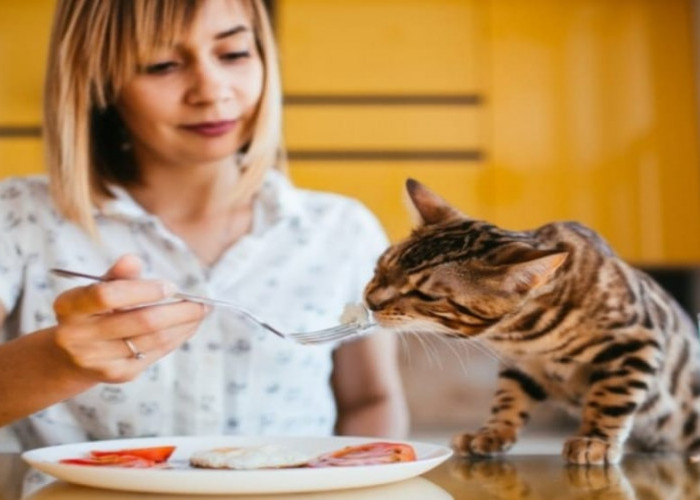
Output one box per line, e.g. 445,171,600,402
1,0,699,264
279,0,700,265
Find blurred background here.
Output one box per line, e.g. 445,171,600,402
1,0,700,444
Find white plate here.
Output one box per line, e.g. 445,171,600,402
22,435,453,495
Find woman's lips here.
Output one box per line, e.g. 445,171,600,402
181,120,237,137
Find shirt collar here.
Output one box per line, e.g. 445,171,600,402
94,169,304,228
254,169,305,229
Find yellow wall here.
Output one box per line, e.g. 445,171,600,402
280,0,700,265
1,0,699,265
485,0,700,264
278,0,490,244
0,0,52,177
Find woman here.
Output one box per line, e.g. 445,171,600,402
0,0,408,449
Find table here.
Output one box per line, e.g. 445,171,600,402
1,452,698,499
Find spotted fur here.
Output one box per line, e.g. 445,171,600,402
365,179,700,465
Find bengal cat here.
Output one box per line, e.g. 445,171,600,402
365,179,700,465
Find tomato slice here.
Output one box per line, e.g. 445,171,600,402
90,446,176,463
59,455,155,468
59,445,176,468
308,442,416,467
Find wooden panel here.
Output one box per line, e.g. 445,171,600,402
0,0,54,124
284,105,482,150
277,0,486,94
289,162,487,242
0,139,45,178
486,0,700,265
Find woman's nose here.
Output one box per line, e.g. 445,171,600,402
185,62,233,105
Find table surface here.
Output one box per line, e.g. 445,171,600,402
2,451,699,500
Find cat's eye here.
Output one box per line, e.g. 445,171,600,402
407,290,440,302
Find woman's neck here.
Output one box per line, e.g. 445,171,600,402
126,156,255,267
128,156,243,222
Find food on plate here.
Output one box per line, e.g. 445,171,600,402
190,442,417,470
57,441,417,470
190,445,312,470
308,442,416,467
59,445,175,468
339,302,371,326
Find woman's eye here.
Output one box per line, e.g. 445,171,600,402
221,51,250,62
142,61,179,75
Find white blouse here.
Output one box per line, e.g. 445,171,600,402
0,171,388,450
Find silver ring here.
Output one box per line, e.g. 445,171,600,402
123,338,145,360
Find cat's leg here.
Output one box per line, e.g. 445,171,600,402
564,351,658,465
452,368,545,457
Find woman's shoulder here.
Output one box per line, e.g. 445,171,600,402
0,175,50,205
292,183,370,216
297,187,382,225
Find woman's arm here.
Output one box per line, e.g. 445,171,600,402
0,255,207,427
0,318,97,426
331,330,409,438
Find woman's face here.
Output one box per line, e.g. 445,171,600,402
116,0,264,171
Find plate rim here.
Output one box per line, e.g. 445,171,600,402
22,435,453,495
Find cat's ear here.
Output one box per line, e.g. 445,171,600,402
405,178,463,226
498,249,568,294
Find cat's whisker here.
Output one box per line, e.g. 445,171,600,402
409,330,441,369
471,338,511,367
420,331,446,370
399,331,413,369
409,331,436,368
427,330,473,377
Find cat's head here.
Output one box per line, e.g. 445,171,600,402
364,179,567,337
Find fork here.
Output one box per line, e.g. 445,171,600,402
50,268,376,345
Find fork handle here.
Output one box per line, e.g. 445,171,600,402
49,268,280,336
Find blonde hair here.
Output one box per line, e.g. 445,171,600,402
43,0,285,235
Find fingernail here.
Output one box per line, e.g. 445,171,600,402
161,281,178,297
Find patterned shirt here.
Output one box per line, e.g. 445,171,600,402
0,171,388,450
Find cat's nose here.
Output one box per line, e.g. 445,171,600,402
365,287,395,311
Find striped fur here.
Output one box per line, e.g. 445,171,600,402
365,179,700,465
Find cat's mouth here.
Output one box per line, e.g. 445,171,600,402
373,314,458,335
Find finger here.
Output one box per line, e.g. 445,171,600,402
82,301,207,341
103,254,143,280
54,279,177,318
66,318,203,384
115,316,203,361
52,305,205,382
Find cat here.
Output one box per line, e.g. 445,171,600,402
365,178,700,465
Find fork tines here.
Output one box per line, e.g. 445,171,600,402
291,324,373,345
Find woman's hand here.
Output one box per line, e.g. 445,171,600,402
50,254,208,383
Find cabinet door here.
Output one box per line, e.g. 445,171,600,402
278,0,488,241
486,0,700,264
280,0,700,264
0,0,53,177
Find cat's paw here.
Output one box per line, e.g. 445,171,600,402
562,436,622,465
451,428,517,457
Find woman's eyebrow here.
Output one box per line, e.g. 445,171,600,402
214,26,249,40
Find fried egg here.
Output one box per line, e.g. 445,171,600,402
189,445,313,470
